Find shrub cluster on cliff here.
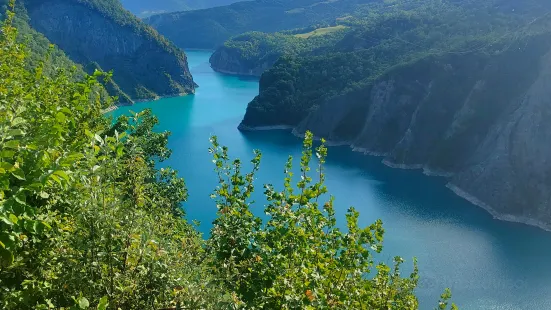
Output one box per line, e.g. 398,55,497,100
0,7,457,310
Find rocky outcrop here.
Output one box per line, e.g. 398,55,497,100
22,0,195,101
241,33,551,230
210,47,274,77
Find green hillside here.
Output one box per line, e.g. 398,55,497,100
241,0,551,127
209,25,349,76
145,0,378,49
0,1,84,74
1,0,196,102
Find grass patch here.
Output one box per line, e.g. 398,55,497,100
285,8,305,14
310,0,340,8
294,25,347,38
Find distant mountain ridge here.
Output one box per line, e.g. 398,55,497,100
120,0,244,17
145,0,378,49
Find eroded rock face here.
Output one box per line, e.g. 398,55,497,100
210,47,274,77
451,45,551,228
241,34,551,229
24,0,195,101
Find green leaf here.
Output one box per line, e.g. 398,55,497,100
24,220,34,232
41,221,52,230
0,176,9,190
4,140,19,149
11,168,25,180
94,134,103,144
33,221,45,234
7,129,25,137
15,106,27,115
56,111,66,123
11,117,24,126
49,174,62,186
14,191,26,205
97,296,109,310
116,144,124,157
0,217,12,226
0,233,15,249
53,170,70,181
60,153,84,166
78,297,89,309
0,150,15,159
0,162,14,171
0,247,14,267
8,214,17,224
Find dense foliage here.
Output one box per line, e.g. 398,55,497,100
0,7,215,308
0,7,458,310
241,0,551,127
0,0,83,75
209,26,348,76
146,0,377,49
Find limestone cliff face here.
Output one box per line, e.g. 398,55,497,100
209,47,275,77
22,0,195,101
242,34,551,229
450,44,551,229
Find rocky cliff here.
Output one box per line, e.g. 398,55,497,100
20,0,195,102
209,47,272,77
240,33,551,230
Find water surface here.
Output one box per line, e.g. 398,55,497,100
111,51,551,310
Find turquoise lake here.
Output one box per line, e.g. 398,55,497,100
111,50,551,309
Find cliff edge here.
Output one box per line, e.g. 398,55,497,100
22,0,196,101
240,33,551,230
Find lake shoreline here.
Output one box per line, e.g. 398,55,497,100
240,123,551,232
102,92,194,114
210,65,262,79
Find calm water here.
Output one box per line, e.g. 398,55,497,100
111,51,551,309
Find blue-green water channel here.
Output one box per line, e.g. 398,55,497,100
111,50,551,309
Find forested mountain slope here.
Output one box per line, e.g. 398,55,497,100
208,0,414,76
240,0,551,230
0,2,83,73
145,0,378,49
120,0,244,17
209,27,349,76
1,0,195,102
